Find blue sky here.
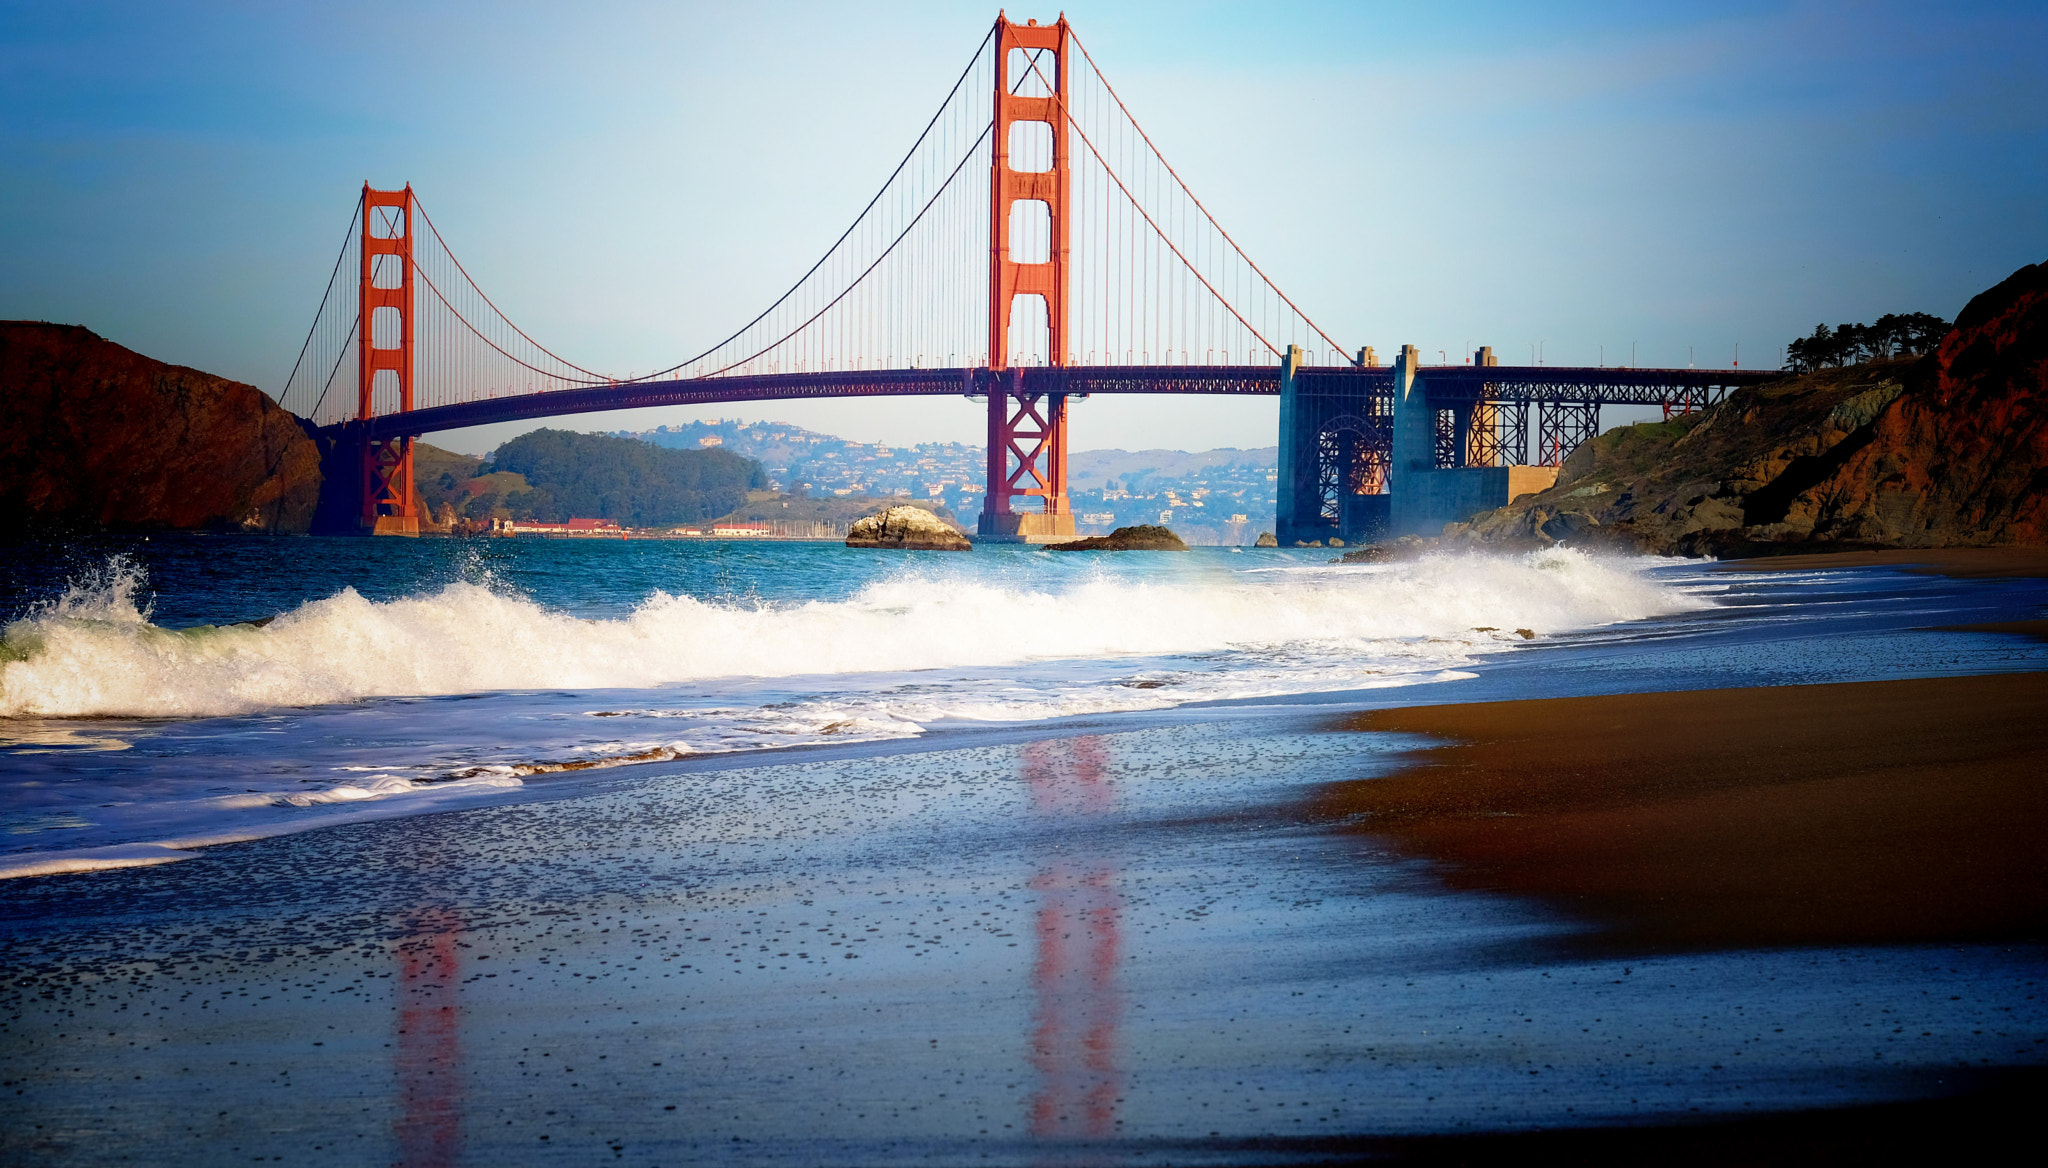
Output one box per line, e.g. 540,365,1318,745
3,0,2043,453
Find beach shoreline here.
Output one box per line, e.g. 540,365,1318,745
1716,545,2048,578
1314,671,2048,951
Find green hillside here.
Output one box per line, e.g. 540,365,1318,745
479,429,766,526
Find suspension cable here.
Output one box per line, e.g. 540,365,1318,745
306,315,359,423
702,122,994,379
389,22,999,392
282,191,363,411
1019,51,1280,359
1068,29,1346,356
411,262,604,386
413,199,613,380
632,19,1000,383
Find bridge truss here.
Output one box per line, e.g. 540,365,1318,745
1280,360,1775,542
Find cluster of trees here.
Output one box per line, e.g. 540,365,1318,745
479,429,766,526
1786,312,1948,372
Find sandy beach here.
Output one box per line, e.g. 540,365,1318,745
1317,672,2048,951
1718,546,2048,578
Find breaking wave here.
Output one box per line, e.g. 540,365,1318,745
1,548,1706,719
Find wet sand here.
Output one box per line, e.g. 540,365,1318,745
12,713,2045,1166
1297,1068,2047,1164
1317,672,2048,950
1936,619,2048,642
1717,546,2048,578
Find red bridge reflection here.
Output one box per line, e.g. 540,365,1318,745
393,907,463,1168
1025,735,1122,1139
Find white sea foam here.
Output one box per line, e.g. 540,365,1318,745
0,548,1721,878
272,770,525,807
0,547,1705,719
0,842,202,879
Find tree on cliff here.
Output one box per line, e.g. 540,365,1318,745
1787,312,1948,371
485,429,766,526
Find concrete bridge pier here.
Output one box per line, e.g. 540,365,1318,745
1388,344,1557,538
310,428,422,537
1387,345,1437,537
1274,345,1314,544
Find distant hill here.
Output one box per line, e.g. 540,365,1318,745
623,419,866,475
616,419,986,522
1067,447,1277,491
614,418,1279,536
483,429,766,527
709,492,963,534
415,443,484,496
0,322,321,533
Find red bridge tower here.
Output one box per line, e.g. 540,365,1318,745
359,183,419,536
981,14,1076,543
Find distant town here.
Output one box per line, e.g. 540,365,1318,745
616,419,1279,544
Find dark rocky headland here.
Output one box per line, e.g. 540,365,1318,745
0,323,322,533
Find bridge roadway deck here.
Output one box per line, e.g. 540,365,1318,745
332,364,1783,440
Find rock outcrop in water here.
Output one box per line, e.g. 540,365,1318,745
1445,259,2048,557
1048,524,1189,551
845,505,971,550
0,323,322,533
1337,535,1428,563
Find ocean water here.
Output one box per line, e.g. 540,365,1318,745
1,534,2043,879
8,534,2048,1163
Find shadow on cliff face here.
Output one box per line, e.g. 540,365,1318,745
309,429,366,536
1446,258,2048,557
0,322,323,534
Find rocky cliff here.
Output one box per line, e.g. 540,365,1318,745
1447,260,2048,556
0,323,322,533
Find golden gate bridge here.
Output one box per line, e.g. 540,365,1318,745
280,13,1773,543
